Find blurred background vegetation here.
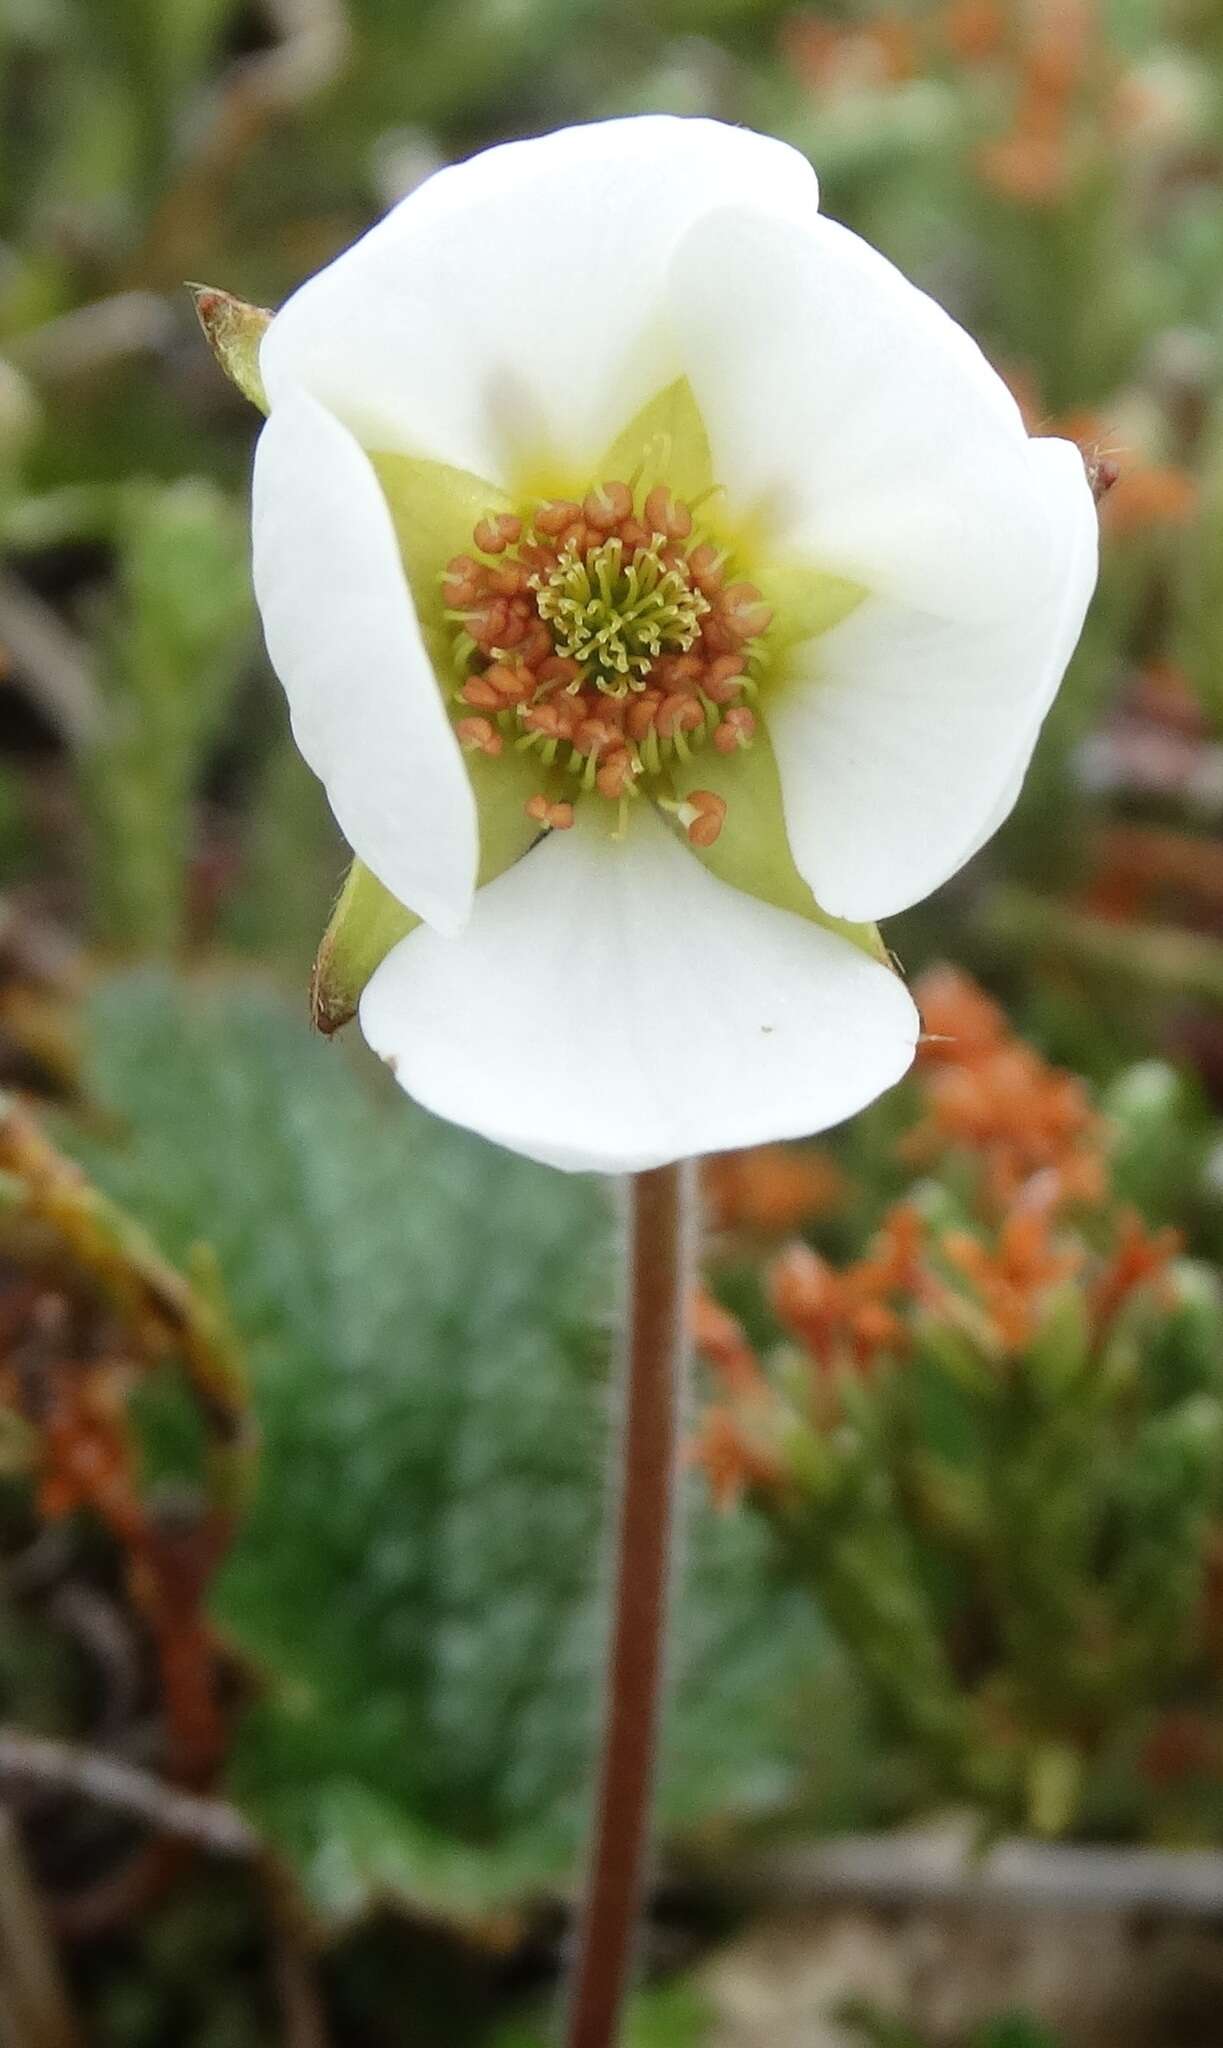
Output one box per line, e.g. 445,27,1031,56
3,0,1223,2041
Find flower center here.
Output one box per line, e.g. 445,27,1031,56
441,478,772,847
534,532,710,691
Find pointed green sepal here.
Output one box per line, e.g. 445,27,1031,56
597,377,713,506
672,728,890,965
312,859,418,1035
188,285,272,414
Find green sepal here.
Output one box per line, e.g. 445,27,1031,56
670,725,889,964
767,559,866,652
369,451,514,676
596,377,713,505
189,285,272,413
312,754,542,1036
312,860,418,1035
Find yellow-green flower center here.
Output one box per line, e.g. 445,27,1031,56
533,534,711,694
441,477,773,845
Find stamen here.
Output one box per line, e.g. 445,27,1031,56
456,716,501,756
680,790,727,848
597,749,637,800
718,582,773,642
584,481,634,531
473,512,522,553
713,707,756,753
526,794,575,831
447,473,773,837
643,484,693,541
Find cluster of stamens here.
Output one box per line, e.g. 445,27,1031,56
441,477,772,846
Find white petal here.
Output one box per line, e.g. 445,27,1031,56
252,386,477,933
260,119,818,488
359,806,918,1174
670,205,1049,620
765,434,1098,922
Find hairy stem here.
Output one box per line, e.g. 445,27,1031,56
563,1160,695,2048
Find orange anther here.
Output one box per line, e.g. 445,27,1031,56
522,701,575,740
483,661,534,704
597,749,635,799
704,654,747,703
525,795,574,831
688,542,726,597
575,717,621,758
442,554,486,606
720,582,773,642
583,481,633,532
455,716,502,756
657,653,704,695
495,608,529,648
466,599,511,648
657,695,703,740
618,519,649,553
518,619,554,666
536,654,583,691
519,540,558,573
644,484,693,541
626,690,663,740
714,707,756,753
685,789,727,849
460,675,504,710
473,511,522,554
534,499,583,537
490,561,531,598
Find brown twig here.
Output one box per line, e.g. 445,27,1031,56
0,1730,257,1859
562,1161,694,2048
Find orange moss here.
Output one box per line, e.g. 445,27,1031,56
1102,464,1198,537
976,131,1071,205
694,971,1192,1501
911,968,1105,1212
917,963,1009,1066
941,1205,1082,1352
769,1206,924,1373
783,10,918,92
940,0,1007,66
687,1405,783,1510
703,1142,843,1234
1091,1210,1182,1335
690,1287,767,1397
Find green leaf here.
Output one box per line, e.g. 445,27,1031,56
66,970,824,1929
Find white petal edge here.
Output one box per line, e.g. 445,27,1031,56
359,805,918,1174
252,385,477,933
669,204,1049,622
765,434,1099,923
260,118,819,489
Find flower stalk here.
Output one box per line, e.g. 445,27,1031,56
563,1160,695,2048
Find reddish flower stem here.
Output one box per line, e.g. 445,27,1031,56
563,1160,694,2048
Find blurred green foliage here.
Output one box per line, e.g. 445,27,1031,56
68,971,823,1926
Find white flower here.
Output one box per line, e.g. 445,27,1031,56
248,116,1097,1174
